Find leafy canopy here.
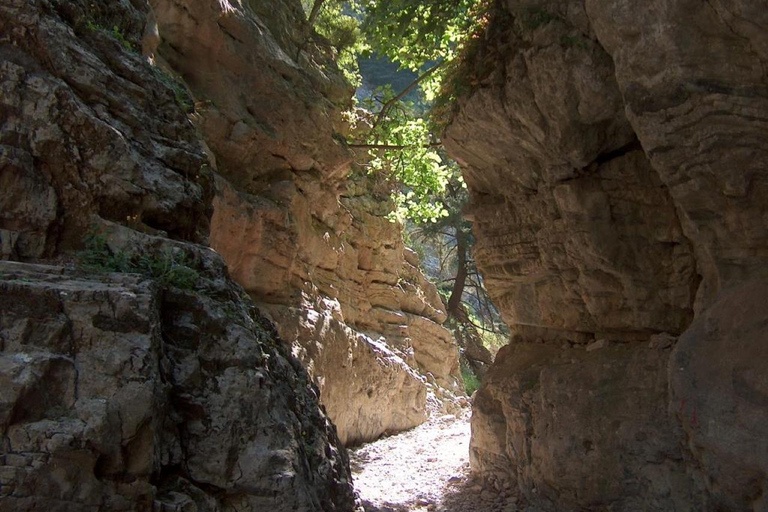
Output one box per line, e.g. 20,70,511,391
304,0,489,222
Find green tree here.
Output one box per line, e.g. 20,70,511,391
308,1,509,383
304,0,491,222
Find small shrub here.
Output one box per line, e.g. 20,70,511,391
134,250,199,290
152,67,195,114
78,232,199,290
461,361,481,395
79,232,133,273
86,21,135,52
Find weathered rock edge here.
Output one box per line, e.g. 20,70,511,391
0,0,355,509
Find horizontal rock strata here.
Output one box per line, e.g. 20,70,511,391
445,0,768,510
150,0,463,444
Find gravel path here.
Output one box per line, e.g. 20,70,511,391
350,410,526,512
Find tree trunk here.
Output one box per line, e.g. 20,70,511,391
446,232,468,319
308,0,325,27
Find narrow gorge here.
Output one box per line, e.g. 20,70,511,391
1,0,766,512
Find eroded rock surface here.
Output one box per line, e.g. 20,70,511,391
445,0,768,510
0,0,355,509
472,341,697,511
670,281,768,512
0,260,354,512
0,0,213,256
151,0,463,444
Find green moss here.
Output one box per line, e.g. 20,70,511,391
78,231,199,290
560,34,589,50
520,7,557,30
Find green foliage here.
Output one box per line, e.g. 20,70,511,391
460,361,481,395
152,67,194,114
301,1,492,222
359,0,492,106
78,232,199,290
360,0,486,71
359,90,451,222
338,0,494,223
480,329,508,354
302,0,366,86
86,21,135,52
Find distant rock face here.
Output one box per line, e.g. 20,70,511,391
150,0,463,444
445,0,768,510
0,0,356,509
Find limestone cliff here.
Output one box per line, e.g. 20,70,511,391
0,0,464,508
445,0,768,510
0,0,356,509
148,0,463,445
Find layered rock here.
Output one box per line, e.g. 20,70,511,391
445,0,768,510
0,259,353,512
0,0,355,509
149,0,463,444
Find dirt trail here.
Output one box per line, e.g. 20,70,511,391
350,410,530,512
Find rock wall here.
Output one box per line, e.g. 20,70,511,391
445,0,768,510
148,0,463,445
0,0,355,510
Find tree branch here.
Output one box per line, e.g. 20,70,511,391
347,142,443,150
370,61,446,132
307,0,325,26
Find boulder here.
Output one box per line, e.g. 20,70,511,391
0,261,355,511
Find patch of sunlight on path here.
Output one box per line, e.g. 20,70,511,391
350,410,528,512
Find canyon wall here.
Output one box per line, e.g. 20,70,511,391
445,0,768,510
147,0,463,446
0,0,355,510
0,0,463,509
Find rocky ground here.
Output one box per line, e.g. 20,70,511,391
350,409,532,512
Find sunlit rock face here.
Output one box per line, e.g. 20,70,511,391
151,0,463,445
445,0,768,510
